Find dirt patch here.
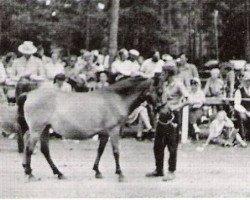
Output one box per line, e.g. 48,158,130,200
0,136,249,198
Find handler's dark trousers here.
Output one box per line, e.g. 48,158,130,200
153,121,178,173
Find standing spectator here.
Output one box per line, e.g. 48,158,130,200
140,51,165,78
176,54,199,88
11,41,45,81
3,52,16,82
44,51,65,81
220,62,235,98
203,68,225,97
92,50,105,72
188,78,206,140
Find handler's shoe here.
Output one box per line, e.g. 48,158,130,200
162,172,175,181
146,170,164,177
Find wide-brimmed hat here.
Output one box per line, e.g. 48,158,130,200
18,41,37,54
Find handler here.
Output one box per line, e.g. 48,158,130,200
146,63,189,181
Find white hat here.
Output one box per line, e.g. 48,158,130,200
162,54,173,61
18,41,37,54
129,49,140,57
229,60,247,70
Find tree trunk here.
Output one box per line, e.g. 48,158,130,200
108,0,120,69
85,1,91,50
246,0,250,62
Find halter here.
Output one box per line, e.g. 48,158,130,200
158,113,175,126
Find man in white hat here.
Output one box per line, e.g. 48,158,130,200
234,71,250,140
12,41,45,81
140,51,165,78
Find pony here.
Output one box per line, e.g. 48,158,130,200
18,76,160,182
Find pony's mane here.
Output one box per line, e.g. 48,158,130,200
107,76,151,96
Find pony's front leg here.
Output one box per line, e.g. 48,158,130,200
22,131,39,181
93,134,109,178
110,128,124,182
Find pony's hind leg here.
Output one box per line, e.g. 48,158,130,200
110,127,124,182
40,126,64,179
93,134,109,178
22,130,39,181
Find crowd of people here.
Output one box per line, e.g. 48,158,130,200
1,41,250,148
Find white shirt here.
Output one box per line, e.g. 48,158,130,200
188,89,206,108
44,61,65,80
209,117,234,139
140,59,165,78
12,56,45,81
111,59,138,76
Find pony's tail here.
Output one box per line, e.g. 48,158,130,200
16,93,28,134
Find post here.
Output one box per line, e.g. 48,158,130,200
108,0,120,69
181,105,189,143
214,10,219,61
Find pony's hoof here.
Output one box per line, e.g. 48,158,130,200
58,174,66,180
118,174,125,182
95,173,103,179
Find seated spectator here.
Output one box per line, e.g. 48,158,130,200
53,73,72,92
234,71,250,140
111,49,133,81
92,50,105,72
203,68,225,97
96,71,109,90
36,45,52,65
3,52,17,82
44,51,65,81
220,62,235,98
127,49,141,74
140,51,164,78
0,60,7,103
188,78,206,140
11,41,45,81
202,111,246,148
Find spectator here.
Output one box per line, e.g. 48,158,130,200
92,50,105,72
0,60,7,103
140,51,165,78
127,49,141,74
96,71,109,90
111,48,133,81
36,45,52,65
44,51,65,81
187,78,206,140
203,68,225,97
202,111,246,148
234,71,250,140
11,41,45,81
220,62,235,98
3,52,16,82
53,73,72,92
176,54,199,88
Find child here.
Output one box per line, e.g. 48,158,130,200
203,111,247,148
